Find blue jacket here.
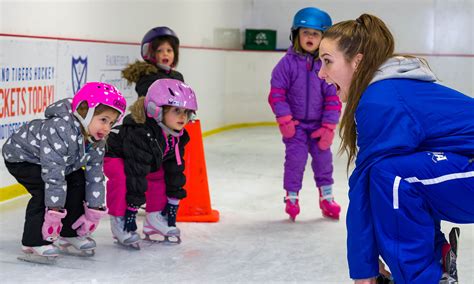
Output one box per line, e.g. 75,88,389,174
347,57,474,279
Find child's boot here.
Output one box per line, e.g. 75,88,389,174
284,191,300,221
56,236,97,256
18,244,60,264
318,185,341,220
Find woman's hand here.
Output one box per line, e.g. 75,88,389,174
354,278,376,284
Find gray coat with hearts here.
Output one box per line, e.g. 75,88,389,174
2,98,106,208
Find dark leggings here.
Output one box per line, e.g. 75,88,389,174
5,161,85,246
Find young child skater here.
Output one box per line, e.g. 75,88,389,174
122,26,184,97
268,7,342,221
2,82,126,263
104,79,197,247
317,14,474,284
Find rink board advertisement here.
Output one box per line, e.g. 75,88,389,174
0,35,140,196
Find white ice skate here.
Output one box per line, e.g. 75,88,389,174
143,211,181,244
110,216,141,250
55,236,96,257
18,244,60,265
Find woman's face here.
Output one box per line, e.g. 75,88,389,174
318,38,360,103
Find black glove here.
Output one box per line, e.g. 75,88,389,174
160,203,179,227
123,205,139,232
376,274,394,284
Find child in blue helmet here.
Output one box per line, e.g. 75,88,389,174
268,7,342,221
122,26,184,97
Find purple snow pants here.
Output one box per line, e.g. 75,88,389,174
283,120,333,192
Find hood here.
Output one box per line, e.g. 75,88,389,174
44,98,76,120
370,56,437,85
121,60,158,84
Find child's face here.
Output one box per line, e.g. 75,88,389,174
298,28,323,54
88,109,119,141
162,107,191,131
154,41,175,67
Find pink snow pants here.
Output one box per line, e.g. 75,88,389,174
104,157,167,217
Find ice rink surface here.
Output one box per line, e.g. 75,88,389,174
0,127,473,283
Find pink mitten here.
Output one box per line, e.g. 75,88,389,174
311,123,336,150
276,115,300,138
72,203,108,236
42,209,67,242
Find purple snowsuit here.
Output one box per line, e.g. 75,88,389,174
268,47,341,192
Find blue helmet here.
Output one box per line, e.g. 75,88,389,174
292,7,332,33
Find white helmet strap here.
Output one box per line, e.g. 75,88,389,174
73,107,95,135
159,122,181,137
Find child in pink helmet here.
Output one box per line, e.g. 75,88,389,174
122,26,184,97
104,79,198,246
2,82,126,263
268,7,342,221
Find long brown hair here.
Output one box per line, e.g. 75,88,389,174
323,14,394,170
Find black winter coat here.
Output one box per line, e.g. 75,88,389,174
136,69,184,97
106,114,190,207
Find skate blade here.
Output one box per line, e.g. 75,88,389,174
18,253,57,265
143,234,181,245
322,211,340,221
58,245,95,257
113,238,141,250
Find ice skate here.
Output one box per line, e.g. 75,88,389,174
318,187,341,220
17,244,59,265
110,216,141,250
143,211,181,244
441,227,460,283
284,192,300,221
55,236,96,257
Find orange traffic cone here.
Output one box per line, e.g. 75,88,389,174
177,119,219,222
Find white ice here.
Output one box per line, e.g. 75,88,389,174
1,127,473,283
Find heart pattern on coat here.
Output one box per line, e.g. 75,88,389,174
54,143,62,150
94,177,101,182
92,191,100,198
20,132,27,138
44,147,51,154
50,128,56,135
51,196,59,203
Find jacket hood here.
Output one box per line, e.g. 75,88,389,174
44,98,75,120
370,56,437,85
122,60,158,84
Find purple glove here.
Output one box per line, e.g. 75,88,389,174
311,123,336,150
72,203,108,236
42,209,67,242
276,115,299,138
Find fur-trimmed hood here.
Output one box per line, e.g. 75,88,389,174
122,60,158,84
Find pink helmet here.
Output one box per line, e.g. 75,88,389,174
72,82,127,129
144,79,197,123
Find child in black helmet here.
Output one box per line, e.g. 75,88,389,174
122,26,184,97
